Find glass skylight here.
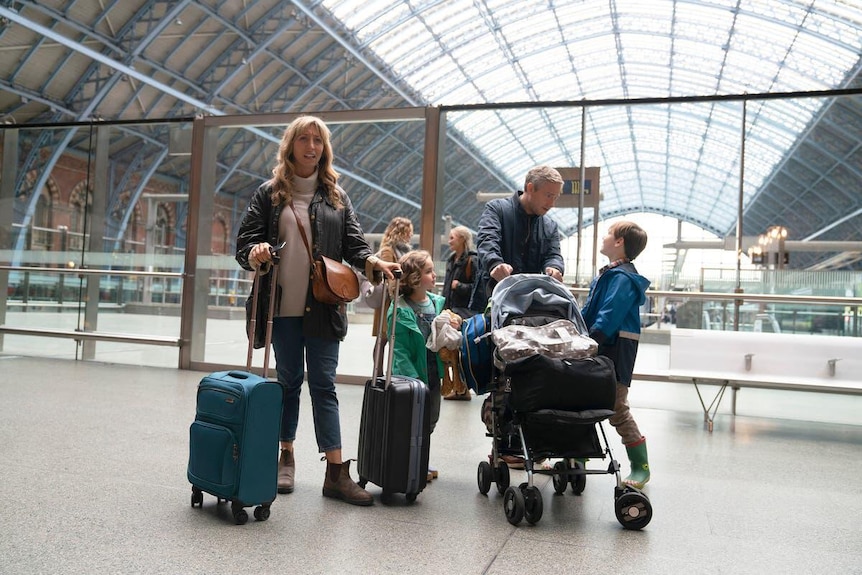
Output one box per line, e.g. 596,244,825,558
322,0,862,237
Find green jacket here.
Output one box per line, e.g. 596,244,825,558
386,292,446,386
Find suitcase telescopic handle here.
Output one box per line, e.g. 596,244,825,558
246,241,286,376
382,269,402,389
371,269,401,389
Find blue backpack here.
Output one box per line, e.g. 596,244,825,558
460,312,494,394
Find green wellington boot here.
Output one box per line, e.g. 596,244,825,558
623,437,650,489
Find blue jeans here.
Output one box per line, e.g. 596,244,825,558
270,317,341,452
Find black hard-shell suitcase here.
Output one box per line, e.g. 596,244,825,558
187,244,284,524
357,271,431,502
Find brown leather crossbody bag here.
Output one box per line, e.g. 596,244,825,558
289,202,359,305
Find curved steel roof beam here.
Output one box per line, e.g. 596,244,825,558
293,0,512,191
193,4,309,100
113,147,170,249
292,1,417,104
0,3,196,253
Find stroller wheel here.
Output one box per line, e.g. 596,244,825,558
570,460,587,495
495,462,510,495
614,490,653,530
503,486,524,526
552,461,568,494
477,461,493,495
523,485,543,525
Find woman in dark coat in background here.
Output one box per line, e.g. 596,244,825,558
440,225,477,400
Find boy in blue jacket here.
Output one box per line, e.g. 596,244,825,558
581,220,651,489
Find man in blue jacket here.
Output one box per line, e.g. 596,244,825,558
469,164,565,468
581,220,651,489
470,165,565,311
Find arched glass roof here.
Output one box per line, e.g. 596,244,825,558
324,0,862,237
0,0,860,269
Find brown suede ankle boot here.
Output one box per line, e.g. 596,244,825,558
322,461,373,506
277,449,295,494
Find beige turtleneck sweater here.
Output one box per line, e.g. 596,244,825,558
276,172,316,317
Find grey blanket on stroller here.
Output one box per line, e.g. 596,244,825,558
489,274,585,331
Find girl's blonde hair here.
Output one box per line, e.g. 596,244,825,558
268,116,342,208
392,250,431,299
450,225,474,253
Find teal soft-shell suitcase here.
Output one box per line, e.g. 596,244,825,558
188,249,283,524
188,371,282,524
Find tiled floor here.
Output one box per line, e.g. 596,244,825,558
1,350,861,575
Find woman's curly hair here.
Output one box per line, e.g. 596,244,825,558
268,116,342,209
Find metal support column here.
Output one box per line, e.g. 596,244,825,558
420,106,445,259
0,127,19,350
179,116,215,369
82,124,110,359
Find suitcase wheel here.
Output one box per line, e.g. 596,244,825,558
231,502,249,525
190,486,203,508
406,492,417,503
358,477,367,489
253,505,271,522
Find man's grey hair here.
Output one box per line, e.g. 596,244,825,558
524,165,563,190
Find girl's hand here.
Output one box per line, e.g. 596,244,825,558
447,310,463,329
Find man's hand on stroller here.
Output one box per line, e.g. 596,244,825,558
544,267,563,282
490,263,513,282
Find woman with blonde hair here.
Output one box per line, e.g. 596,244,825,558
370,216,414,374
236,115,399,506
440,225,477,400
442,226,477,318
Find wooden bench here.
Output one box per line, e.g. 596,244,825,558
667,328,862,431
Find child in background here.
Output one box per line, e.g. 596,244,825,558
370,217,414,376
580,220,651,489
387,249,457,482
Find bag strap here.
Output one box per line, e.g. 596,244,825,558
465,254,473,281
288,201,314,266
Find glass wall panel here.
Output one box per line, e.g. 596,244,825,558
432,94,861,341
190,112,427,380
0,120,190,366
2,93,859,378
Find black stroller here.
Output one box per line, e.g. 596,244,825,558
475,274,652,529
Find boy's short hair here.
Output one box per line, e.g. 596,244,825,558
393,249,431,299
611,221,648,260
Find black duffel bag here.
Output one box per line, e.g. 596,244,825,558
505,353,616,413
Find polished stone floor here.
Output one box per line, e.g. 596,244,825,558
1,349,861,574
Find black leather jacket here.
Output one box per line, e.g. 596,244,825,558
236,182,374,340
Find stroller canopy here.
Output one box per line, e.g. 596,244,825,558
489,274,587,333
